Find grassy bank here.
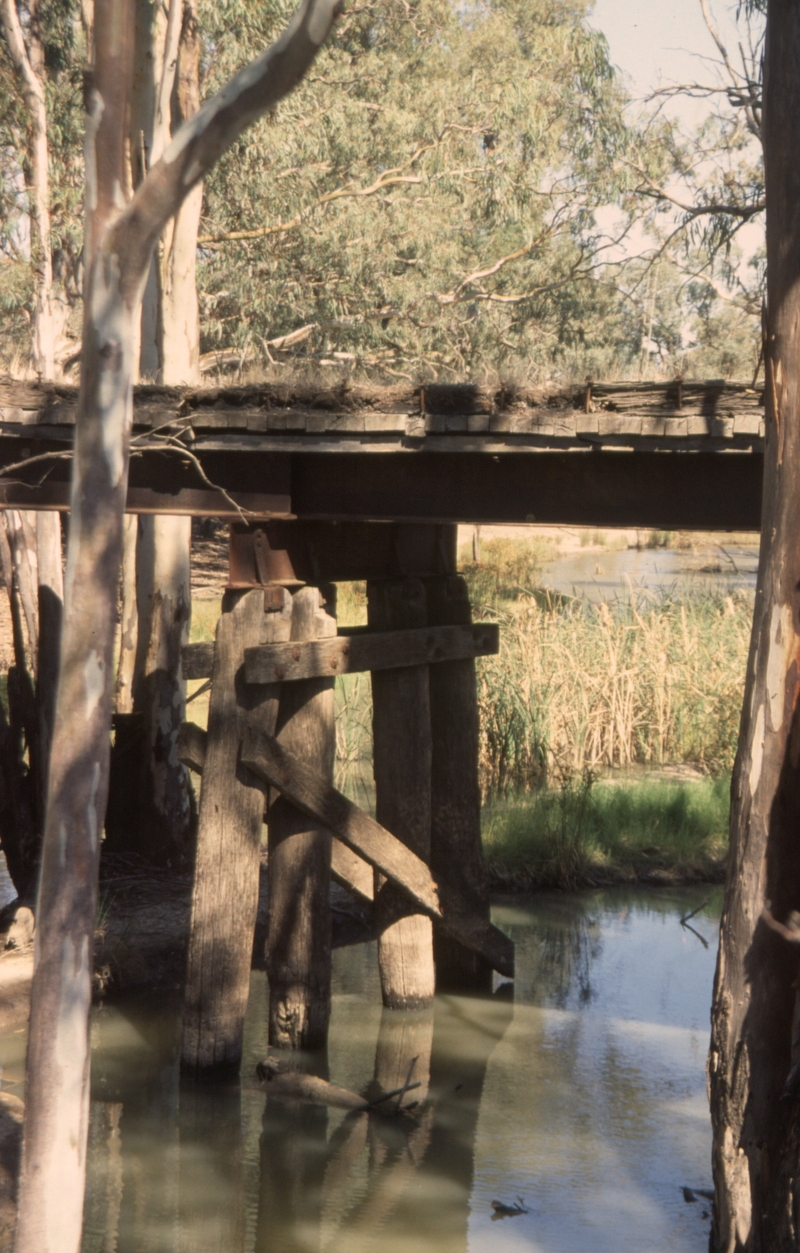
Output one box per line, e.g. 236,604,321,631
483,774,730,890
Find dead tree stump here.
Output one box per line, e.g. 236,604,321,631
267,585,336,1049
425,572,493,992
367,577,435,1009
181,586,291,1078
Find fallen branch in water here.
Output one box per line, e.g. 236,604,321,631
256,1058,421,1111
680,897,710,927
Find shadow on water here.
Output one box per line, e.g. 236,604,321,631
76,886,722,1253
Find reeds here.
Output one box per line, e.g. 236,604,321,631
476,591,751,795
330,581,752,801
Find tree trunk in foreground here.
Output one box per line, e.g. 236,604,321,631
709,5,800,1249
127,0,200,862
14,0,342,1245
13,4,136,1249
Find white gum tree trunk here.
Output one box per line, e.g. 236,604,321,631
13,1,343,1247
120,0,202,857
709,4,800,1248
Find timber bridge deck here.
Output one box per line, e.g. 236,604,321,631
0,377,765,531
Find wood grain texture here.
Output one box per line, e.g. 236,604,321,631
243,622,499,684
368,578,434,1010
239,727,514,977
177,718,374,905
181,587,292,1078
425,572,493,992
267,587,336,1049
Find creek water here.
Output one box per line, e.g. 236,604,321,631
541,544,758,602
0,885,722,1253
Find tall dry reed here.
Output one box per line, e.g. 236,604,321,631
476,590,752,795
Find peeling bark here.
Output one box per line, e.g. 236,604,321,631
14,0,345,1245
709,5,800,1249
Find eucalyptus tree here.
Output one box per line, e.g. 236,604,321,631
707,1,800,1248
196,0,646,381
11,2,342,1249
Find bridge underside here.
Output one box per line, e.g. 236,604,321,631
0,377,764,533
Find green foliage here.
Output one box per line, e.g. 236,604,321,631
482,773,730,889
196,0,655,381
0,0,764,379
460,536,554,605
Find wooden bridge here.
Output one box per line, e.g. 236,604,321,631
0,374,766,1076
0,377,765,532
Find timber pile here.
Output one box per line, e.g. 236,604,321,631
0,377,765,446
177,579,512,1077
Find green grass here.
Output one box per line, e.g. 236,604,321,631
482,774,730,890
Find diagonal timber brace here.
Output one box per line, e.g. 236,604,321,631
239,725,514,979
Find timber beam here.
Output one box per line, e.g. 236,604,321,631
0,377,765,529
177,720,374,906
239,726,515,979
184,623,499,682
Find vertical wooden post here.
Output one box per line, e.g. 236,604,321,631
181,586,291,1078
132,513,194,864
267,585,336,1050
425,571,493,992
373,1005,434,1103
35,510,62,803
368,577,434,1010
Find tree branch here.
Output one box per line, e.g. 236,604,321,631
198,158,426,245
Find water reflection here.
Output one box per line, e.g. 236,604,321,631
78,888,720,1253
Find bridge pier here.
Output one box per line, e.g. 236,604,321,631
178,520,511,1075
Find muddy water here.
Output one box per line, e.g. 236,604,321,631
0,888,721,1253
541,544,758,602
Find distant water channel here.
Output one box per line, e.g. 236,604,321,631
541,544,758,602
0,888,722,1252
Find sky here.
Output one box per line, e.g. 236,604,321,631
586,0,764,267
587,0,755,120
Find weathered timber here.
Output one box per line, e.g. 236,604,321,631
0,376,765,438
425,570,493,992
177,719,374,905
243,622,499,684
183,641,214,679
181,588,292,1078
368,578,434,1010
130,514,194,864
0,380,767,532
374,1005,434,1103
267,587,336,1050
239,727,515,978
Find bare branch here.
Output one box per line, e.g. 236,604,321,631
626,159,764,221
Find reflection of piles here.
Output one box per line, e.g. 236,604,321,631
256,994,512,1253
